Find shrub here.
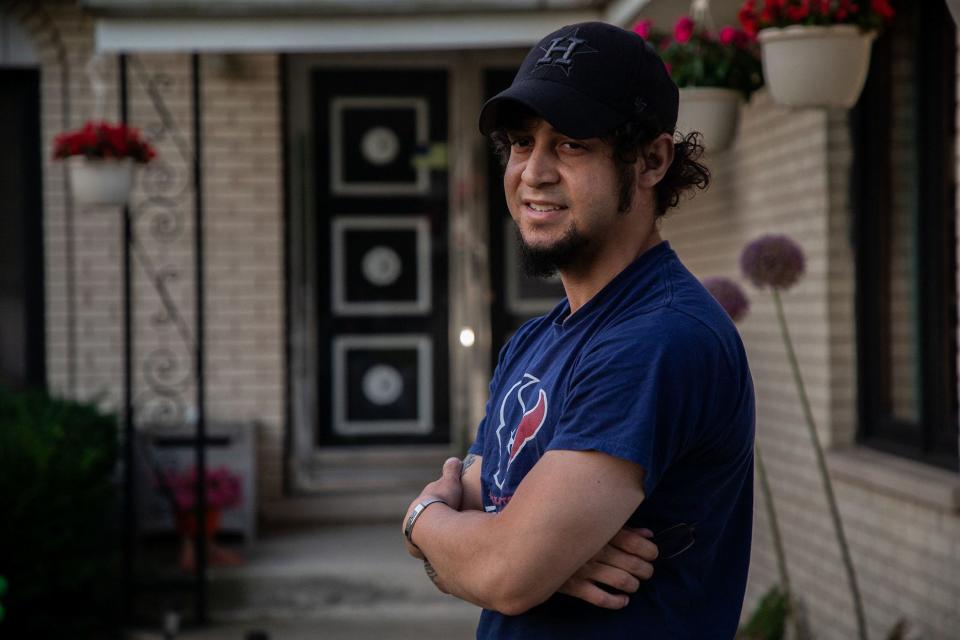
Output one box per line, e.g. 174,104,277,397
0,387,122,638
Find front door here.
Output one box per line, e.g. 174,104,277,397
311,68,450,446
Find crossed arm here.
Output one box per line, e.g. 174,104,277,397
403,450,657,615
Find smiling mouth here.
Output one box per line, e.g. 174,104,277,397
523,201,568,217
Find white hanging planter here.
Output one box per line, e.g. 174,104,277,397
677,87,742,153
67,156,135,206
758,24,876,109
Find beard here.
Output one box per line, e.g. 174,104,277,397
515,222,591,279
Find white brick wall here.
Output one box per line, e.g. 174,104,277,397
664,81,960,639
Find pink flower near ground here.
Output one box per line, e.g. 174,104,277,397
674,15,695,43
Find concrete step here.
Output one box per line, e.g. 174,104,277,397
310,445,453,469
264,445,457,525
260,491,416,525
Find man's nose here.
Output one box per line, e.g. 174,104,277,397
521,145,560,188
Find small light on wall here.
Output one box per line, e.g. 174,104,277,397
459,327,476,348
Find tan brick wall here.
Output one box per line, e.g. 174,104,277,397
17,2,286,504
663,81,960,638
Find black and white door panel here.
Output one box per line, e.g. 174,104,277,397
312,68,449,446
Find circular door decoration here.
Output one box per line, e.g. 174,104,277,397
332,216,431,316
330,96,430,196
360,126,401,166
362,364,405,406
333,335,433,435
361,245,403,287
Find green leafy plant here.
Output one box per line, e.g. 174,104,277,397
0,387,121,638
737,586,790,640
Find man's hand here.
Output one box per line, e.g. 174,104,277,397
402,457,464,559
558,527,658,609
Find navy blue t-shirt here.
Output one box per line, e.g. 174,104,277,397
469,241,755,639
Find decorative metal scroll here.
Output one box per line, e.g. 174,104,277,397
126,55,198,428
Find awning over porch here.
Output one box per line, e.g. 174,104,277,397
83,0,652,52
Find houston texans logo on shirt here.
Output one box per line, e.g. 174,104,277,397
492,373,549,491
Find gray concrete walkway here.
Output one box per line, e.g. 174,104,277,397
130,524,480,640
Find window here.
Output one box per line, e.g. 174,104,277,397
852,0,958,470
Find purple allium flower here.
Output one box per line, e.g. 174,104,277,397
740,234,806,290
702,276,750,323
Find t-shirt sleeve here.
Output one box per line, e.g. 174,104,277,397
547,320,719,496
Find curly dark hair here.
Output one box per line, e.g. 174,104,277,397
488,103,710,217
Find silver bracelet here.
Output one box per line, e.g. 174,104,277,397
404,497,448,548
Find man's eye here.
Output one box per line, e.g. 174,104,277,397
561,141,586,151
510,138,532,148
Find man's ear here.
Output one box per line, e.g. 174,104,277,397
635,133,675,188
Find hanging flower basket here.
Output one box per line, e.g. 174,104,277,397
678,88,743,153
634,16,762,153
738,0,895,109
757,24,875,108
52,121,156,207
66,156,135,206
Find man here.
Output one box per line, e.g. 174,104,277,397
402,21,755,639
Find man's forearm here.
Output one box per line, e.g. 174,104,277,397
411,501,566,615
410,503,507,610
406,451,646,615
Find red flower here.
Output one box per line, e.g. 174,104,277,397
632,19,653,39
738,3,759,36
784,0,811,22
674,15,695,43
870,0,894,20
104,123,129,157
720,26,738,45
51,120,156,163
760,0,784,23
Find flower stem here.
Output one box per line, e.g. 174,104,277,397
755,442,792,599
772,289,868,640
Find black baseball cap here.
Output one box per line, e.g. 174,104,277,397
478,21,679,140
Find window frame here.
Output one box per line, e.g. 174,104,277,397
851,0,959,471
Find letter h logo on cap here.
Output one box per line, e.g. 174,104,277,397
533,28,597,76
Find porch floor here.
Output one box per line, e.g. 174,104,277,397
129,524,480,639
